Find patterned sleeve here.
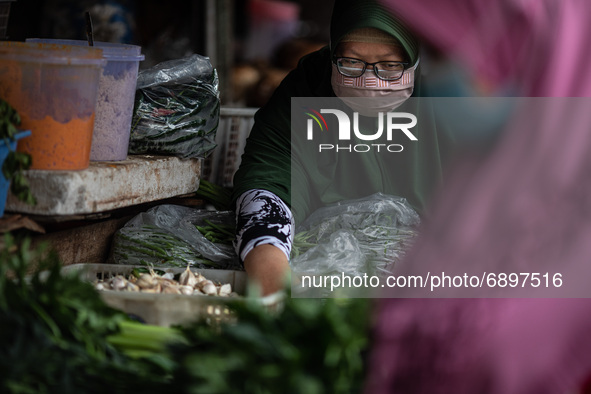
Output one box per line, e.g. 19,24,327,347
235,189,294,263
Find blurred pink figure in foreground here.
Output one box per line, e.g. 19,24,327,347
365,0,591,393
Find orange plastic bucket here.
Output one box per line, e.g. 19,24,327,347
27,38,145,162
0,41,105,170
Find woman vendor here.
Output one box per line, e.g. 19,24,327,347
231,0,454,295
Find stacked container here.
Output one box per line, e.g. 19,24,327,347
27,39,145,161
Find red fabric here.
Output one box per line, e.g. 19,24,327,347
365,0,591,393
377,0,591,97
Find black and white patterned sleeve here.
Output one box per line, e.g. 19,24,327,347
235,189,294,263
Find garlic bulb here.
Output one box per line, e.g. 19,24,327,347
179,265,198,287
110,275,127,291
136,273,155,289
161,284,181,294
180,285,194,295
218,283,232,296
141,283,162,293
201,282,218,296
94,267,236,298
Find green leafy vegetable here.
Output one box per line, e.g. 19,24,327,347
196,218,235,244
0,99,21,139
194,179,233,211
111,225,217,268
129,56,221,160
0,99,36,205
168,293,371,394
0,232,374,394
0,233,179,393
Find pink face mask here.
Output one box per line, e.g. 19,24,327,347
331,60,418,117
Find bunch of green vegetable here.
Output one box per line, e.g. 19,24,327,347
0,234,182,394
111,205,241,270
168,294,372,394
290,206,419,282
292,221,417,260
1,233,374,394
194,179,236,243
129,55,220,160
111,224,217,268
0,99,35,205
194,179,233,211
196,218,235,245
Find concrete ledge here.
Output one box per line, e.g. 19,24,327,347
6,154,201,216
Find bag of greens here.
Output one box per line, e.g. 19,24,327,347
129,54,220,159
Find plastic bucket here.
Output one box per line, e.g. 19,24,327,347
0,130,30,217
27,39,145,161
0,41,105,170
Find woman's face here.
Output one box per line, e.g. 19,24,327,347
336,41,407,66
331,39,415,116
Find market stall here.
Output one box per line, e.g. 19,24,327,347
0,2,390,393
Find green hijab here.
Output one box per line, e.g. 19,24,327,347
329,0,419,65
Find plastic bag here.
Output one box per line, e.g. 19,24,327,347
290,193,420,294
110,204,241,270
129,54,220,159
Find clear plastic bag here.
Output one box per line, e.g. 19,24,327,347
110,204,241,270
290,193,420,280
129,54,220,159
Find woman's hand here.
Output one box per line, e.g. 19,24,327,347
243,244,290,296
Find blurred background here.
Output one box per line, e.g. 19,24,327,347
5,0,334,107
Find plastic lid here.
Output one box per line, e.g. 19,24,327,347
26,38,145,62
0,41,106,66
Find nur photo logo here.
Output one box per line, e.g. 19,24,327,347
303,107,418,153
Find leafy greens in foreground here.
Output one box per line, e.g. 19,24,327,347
0,233,372,393
0,234,175,394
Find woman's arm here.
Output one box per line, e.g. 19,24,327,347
234,189,294,296
243,244,290,296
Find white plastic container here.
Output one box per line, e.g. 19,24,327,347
27,39,145,161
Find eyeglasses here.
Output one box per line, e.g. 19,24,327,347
333,57,409,81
